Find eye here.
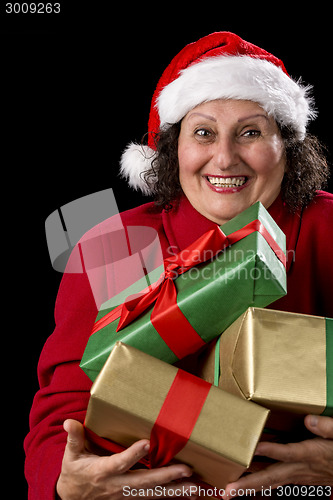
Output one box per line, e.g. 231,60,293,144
194,128,214,141
195,128,211,136
241,129,261,139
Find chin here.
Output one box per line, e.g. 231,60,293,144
205,202,249,225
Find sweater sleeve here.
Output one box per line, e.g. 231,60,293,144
310,193,333,318
269,191,333,318
24,203,165,500
24,266,98,500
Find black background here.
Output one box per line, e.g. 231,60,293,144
2,5,332,497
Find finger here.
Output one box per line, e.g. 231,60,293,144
223,461,303,497
110,439,150,474
63,419,86,459
254,440,315,463
127,463,193,489
305,415,333,439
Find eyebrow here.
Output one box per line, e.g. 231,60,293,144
187,112,217,122
237,113,269,123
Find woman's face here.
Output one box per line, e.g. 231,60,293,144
178,99,286,225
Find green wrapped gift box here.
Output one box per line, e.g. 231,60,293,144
80,202,287,381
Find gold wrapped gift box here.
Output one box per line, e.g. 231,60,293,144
85,341,269,490
198,307,332,432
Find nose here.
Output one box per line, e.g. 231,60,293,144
213,135,240,170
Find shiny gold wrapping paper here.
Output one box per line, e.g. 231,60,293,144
198,307,327,431
85,342,269,489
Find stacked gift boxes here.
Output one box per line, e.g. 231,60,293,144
80,201,287,381
79,201,331,489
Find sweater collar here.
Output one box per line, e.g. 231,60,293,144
161,195,217,254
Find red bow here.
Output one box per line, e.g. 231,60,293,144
117,226,228,317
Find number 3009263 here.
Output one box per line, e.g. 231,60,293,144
5,3,60,13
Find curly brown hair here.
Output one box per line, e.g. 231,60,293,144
143,122,330,212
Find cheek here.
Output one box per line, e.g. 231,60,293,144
249,142,285,177
178,143,203,180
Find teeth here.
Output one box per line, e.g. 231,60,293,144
207,176,246,187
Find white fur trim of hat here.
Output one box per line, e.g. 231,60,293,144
120,33,316,195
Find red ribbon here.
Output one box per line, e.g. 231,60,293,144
149,369,212,468
116,225,230,331
91,220,286,358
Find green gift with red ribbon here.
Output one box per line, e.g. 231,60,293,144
80,201,287,382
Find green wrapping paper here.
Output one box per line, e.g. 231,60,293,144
80,202,287,381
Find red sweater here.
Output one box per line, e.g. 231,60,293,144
24,191,333,499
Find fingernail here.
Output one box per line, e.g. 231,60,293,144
254,443,264,455
310,415,318,427
63,419,70,433
181,470,193,477
144,443,150,451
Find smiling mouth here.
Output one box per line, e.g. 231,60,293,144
206,176,248,187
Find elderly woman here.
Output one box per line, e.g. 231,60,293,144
25,32,333,499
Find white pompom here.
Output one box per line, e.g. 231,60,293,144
119,143,157,195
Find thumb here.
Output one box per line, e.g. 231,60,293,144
304,414,333,439
63,419,86,458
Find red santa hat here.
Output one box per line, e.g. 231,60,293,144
120,31,316,195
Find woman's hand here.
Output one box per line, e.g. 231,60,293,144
223,415,333,498
56,419,196,500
